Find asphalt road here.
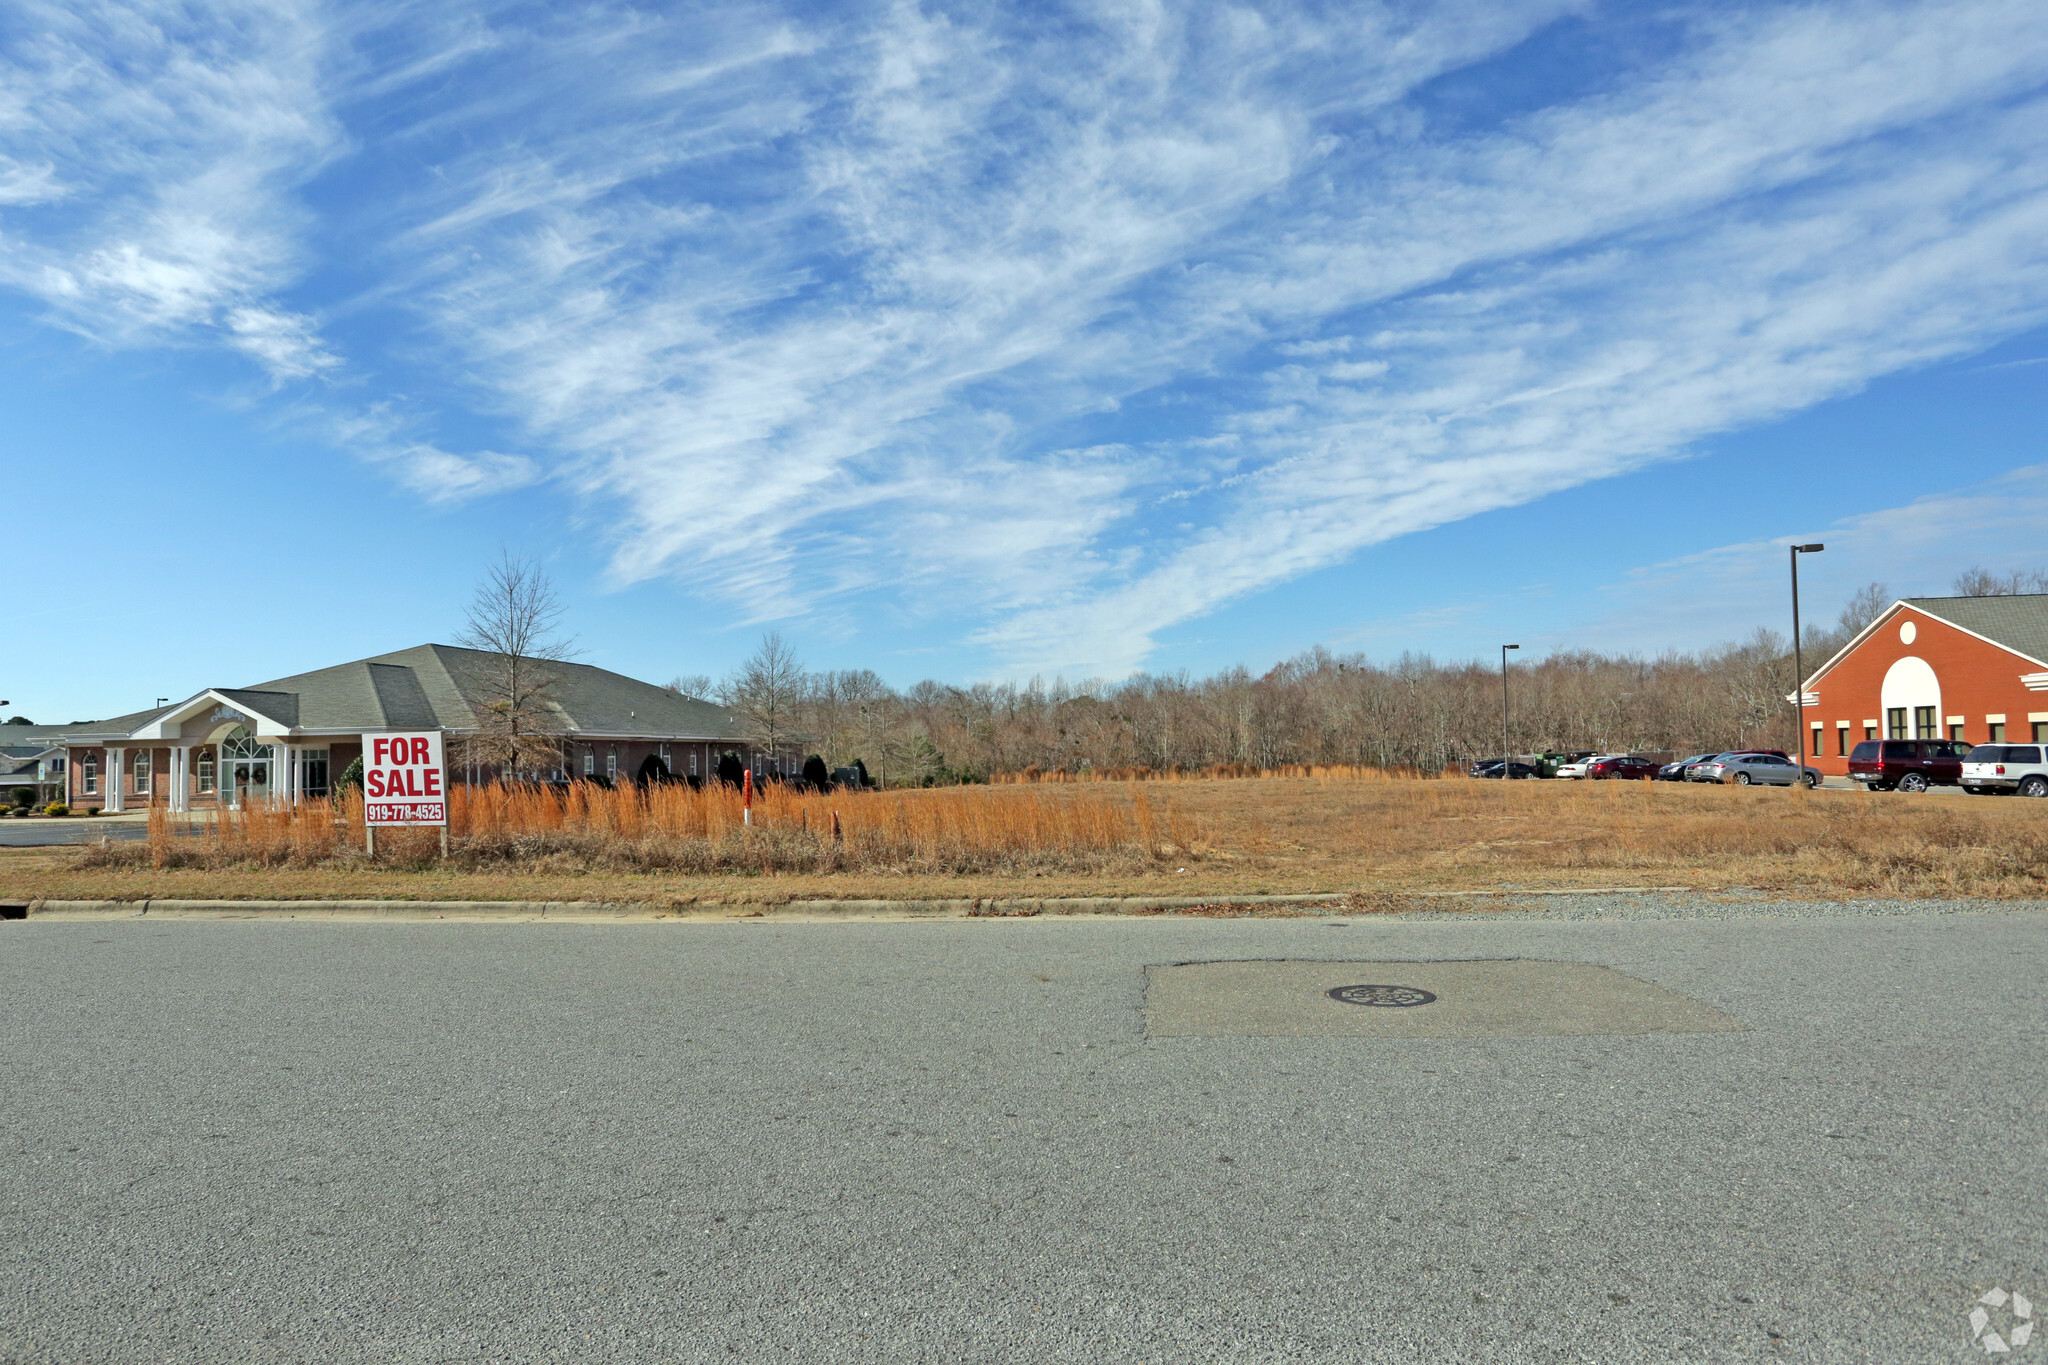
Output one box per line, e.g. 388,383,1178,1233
0,822,152,847
2,905,2043,1363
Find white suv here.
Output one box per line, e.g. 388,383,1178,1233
1960,744,2048,798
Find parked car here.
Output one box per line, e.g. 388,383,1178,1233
1847,739,1969,792
1474,761,1540,780
1587,755,1660,780
1683,753,1734,781
1688,752,1822,787
1683,750,1791,779
1535,751,1596,779
1554,754,1624,780
1658,753,1720,782
1959,744,2048,797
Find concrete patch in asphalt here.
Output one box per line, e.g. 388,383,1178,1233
1145,957,1746,1038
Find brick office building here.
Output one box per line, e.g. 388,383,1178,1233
36,644,761,813
1797,595,2048,777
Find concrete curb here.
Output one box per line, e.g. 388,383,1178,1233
8,887,1706,921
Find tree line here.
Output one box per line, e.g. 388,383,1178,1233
704,568,2045,783
452,554,2045,784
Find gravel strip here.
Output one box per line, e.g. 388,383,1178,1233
1352,890,2048,921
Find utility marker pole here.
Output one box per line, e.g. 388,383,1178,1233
1501,644,1520,777
1789,544,1824,784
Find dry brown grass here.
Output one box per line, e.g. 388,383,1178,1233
99,780,1198,877
12,773,2046,904
995,762,1436,783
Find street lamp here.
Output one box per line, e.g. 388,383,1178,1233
1790,544,1824,781
1501,645,1520,777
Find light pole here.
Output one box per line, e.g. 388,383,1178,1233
1790,544,1824,781
1501,645,1520,777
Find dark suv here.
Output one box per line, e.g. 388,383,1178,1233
1847,739,1969,792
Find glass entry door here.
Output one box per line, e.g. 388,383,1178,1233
219,728,272,808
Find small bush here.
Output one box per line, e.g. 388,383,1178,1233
86,806,101,817
45,803,69,817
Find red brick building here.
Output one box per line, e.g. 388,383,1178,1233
1797,595,2048,777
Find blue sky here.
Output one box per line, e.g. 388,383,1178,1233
5,0,2048,723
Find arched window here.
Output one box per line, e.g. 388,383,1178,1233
220,727,267,760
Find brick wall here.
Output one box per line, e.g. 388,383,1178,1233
1804,608,2046,775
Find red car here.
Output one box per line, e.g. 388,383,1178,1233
1587,756,1659,780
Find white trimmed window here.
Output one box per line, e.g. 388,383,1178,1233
196,754,216,793
133,750,152,794
583,749,594,776
607,747,618,780
81,758,98,795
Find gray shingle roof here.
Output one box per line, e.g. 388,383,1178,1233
38,645,750,743
1905,594,2048,668
0,745,58,778
41,706,176,741
246,644,748,739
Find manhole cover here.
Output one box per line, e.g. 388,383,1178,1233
1326,984,1437,1008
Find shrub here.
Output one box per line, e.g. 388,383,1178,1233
86,806,101,817
45,803,68,816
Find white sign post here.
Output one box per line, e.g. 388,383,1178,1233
363,731,448,856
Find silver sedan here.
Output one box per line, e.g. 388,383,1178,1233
1688,752,1822,788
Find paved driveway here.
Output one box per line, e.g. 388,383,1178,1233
1,903,2041,1362
0,820,149,846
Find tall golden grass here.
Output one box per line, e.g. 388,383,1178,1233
125,780,1197,875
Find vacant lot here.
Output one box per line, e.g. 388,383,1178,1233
5,773,2044,904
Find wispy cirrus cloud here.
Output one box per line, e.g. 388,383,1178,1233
0,0,337,366
6,0,2048,670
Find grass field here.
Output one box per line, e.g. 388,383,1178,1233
5,772,2045,904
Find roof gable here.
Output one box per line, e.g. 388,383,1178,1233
1903,595,2048,670
1802,594,2048,688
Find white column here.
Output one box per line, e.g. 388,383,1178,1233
176,746,192,813
105,748,125,813
270,743,289,807
167,748,182,813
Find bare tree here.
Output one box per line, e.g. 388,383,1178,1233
666,674,715,701
722,632,807,763
1835,581,1891,635
1953,565,2048,596
455,553,578,779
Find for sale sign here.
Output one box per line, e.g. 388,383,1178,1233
363,731,446,826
